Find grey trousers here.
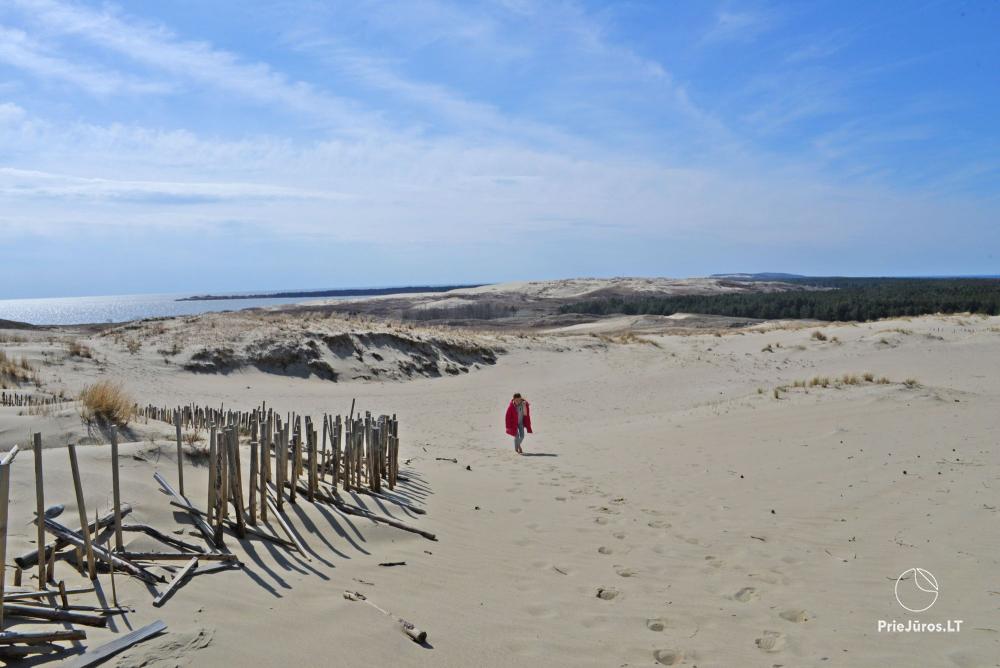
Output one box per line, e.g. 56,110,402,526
514,426,525,450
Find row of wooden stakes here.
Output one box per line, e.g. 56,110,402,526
0,392,70,408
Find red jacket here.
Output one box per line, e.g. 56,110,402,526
505,401,532,436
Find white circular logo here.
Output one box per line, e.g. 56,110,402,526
894,568,938,612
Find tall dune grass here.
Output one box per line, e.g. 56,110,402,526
78,380,134,426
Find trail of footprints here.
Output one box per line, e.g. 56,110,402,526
585,496,811,664
508,460,813,663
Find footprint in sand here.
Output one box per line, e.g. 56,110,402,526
647,520,672,529
779,608,809,623
612,531,626,540
596,587,620,600
646,617,666,632
732,586,759,602
653,648,684,665
614,566,637,578
598,546,613,555
594,517,610,525
755,630,786,653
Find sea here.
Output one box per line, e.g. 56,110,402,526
0,292,334,326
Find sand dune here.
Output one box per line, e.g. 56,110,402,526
0,311,998,665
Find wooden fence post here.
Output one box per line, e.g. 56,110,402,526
32,434,46,582
67,443,97,580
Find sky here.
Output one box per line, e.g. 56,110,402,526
0,0,998,298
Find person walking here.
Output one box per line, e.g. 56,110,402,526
505,393,532,454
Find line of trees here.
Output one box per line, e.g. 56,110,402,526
559,278,1000,322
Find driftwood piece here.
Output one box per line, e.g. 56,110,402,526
153,558,198,607
121,523,206,554
42,519,162,585
3,603,107,627
0,628,87,645
17,505,133,569
343,590,427,643
63,619,166,668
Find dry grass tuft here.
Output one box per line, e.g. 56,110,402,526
811,330,828,341
78,380,134,427
67,340,92,358
903,378,920,388
183,429,204,446
0,350,36,386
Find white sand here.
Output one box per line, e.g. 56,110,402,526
0,313,998,666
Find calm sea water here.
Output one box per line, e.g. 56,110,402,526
0,293,332,326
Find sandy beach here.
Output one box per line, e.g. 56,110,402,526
1,300,998,666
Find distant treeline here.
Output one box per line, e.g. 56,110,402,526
179,284,484,301
559,278,1000,322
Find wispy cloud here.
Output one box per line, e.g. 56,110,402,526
0,167,343,204
11,0,374,131
0,24,169,95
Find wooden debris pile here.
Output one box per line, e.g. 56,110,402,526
0,401,432,663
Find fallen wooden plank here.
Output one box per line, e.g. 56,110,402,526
264,495,310,560
42,519,162,585
120,524,206,554
63,619,166,668
122,552,237,562
290,480,436,540
17,505,133,569
0,628,86,645
3,603,107,628
3,586,94,602
153,558,198,607
330,497,437,541
154,471,219,551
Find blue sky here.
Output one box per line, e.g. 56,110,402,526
0,0,997,298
